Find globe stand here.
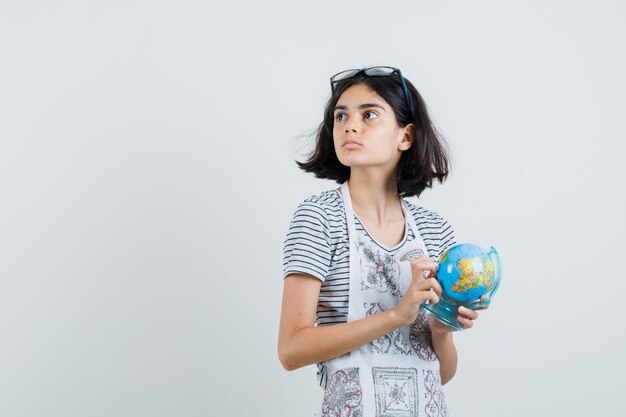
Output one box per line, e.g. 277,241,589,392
421,296,465,331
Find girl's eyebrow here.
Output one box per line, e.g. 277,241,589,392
334,103,386,112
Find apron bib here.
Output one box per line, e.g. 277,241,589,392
319,182,448,417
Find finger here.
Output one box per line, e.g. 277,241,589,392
468,295,490,310
458,306,478,320
424,291,440,305
457,315,473,329
413,288,440,305
409,256,434,265
410,258,438,277
424,268,438,279
410,268,432,284
410,266,426,283
468,300,489,310
417,261,438,273
411,268,437,283
415,277,442,296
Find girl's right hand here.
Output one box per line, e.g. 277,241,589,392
391,256,442,326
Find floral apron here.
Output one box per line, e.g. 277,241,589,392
320,182,448,417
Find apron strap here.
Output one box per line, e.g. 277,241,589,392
340,182,358,239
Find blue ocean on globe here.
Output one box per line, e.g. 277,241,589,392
437,243,496,303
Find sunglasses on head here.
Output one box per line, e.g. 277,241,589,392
329,66,412,112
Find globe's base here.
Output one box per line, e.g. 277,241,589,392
421,300,464,331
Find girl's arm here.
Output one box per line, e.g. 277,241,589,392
278,274,402,370
430,331,457,385
429,305,481,385
278,257,441,371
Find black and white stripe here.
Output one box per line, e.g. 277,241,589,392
282,189,456,327
282,189,457,388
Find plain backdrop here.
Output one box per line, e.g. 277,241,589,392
1,1,625,416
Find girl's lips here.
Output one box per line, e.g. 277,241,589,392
343,141,362,149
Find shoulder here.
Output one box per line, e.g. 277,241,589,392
291,189,344,221
299,189,343,210
283,190,344,279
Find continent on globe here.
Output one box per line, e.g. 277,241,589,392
451,258,494,293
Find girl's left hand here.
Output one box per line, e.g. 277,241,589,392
429,301,488,333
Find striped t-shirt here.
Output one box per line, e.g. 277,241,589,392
282,188,457,327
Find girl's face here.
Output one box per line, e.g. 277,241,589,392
332,83,413,171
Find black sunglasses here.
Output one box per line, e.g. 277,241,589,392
329,66,412,111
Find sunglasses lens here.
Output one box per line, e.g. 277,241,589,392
364,67,396,77
331,69,360,84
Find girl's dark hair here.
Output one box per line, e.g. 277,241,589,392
297,72,450,198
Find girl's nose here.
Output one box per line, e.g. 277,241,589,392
344,118,360,133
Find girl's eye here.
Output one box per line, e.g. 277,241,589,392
336,113,347,122
364,111,378,119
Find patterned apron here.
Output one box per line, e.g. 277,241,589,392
320,182,448,417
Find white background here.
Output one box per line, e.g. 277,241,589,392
1,1,625,416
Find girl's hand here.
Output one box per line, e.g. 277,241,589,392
429,297,489,334
391,257,441,326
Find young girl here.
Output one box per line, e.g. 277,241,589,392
279,67,482,417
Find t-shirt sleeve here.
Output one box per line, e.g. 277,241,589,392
438,217,457,260
282,201,332,282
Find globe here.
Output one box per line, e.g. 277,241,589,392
437,243,497,303
422,243,502,330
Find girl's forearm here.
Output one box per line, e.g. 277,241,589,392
279,309,405,371
431,331,457,385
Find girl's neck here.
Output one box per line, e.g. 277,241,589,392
346,169,403,225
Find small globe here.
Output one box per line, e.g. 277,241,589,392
437,243,496,303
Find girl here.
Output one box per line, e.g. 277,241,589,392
279,67,482,417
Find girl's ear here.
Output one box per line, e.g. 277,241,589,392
398,124,415,151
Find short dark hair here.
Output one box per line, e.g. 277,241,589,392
297,72,450,198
